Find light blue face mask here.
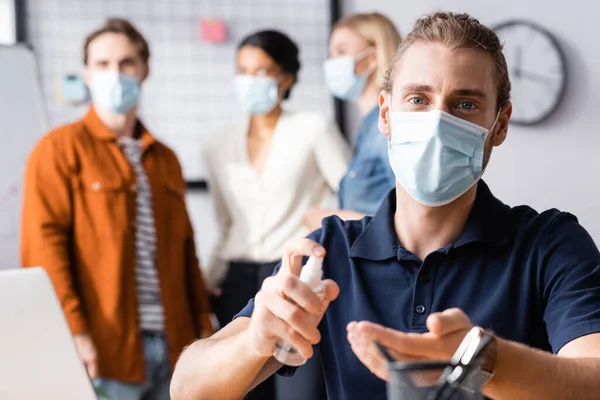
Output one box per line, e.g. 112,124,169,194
389,109,499,206
89,70,140,114
234,75,279,115
323,48,374,101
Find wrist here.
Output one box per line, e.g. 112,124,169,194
481,329,497,382
240,325,273,362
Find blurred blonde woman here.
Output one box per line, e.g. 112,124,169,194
304,13,401,229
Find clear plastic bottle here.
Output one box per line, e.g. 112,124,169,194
273,255,324,366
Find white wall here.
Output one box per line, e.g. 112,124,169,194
187,191,218,268
0,0,16,44
345,0,600,244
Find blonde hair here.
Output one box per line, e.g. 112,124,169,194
384,12,511,109
333,13,402,88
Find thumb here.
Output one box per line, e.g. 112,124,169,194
426,308,471,337
322,279,340,302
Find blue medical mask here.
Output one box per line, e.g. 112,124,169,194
324,48,374,101
388,109,499,206
234,75,279,115
89,70,140,114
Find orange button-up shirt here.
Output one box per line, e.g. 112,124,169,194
21,107,211,383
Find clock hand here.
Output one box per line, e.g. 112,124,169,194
514,46,522,78
519,70,555,85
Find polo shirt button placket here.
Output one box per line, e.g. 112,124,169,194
412,259,435,327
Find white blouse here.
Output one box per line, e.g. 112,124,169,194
202,111,350,289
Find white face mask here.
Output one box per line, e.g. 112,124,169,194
388,105,499,207
89,70,140,114
323,47,374,101
234,75,279,115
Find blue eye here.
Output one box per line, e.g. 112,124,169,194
409,97,425,105
457,101,474,109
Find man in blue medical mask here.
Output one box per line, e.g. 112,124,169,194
171,12,600,400
22,18,212,400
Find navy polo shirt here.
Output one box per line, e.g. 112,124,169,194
236,181,600,400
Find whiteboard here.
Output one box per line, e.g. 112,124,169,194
0,45,48,269
25,0,333,183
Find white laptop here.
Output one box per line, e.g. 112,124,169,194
0,267,97,400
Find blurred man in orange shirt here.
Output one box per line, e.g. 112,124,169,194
21,18,212,400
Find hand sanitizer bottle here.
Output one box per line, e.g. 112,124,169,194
273,256,324,366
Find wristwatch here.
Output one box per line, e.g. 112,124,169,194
460,327,498,392
432,327,497,400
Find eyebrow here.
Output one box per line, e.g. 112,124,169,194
93,56,137,64
118,56,137,63
400,84,488,99
401,84,433,93
451,88,488,99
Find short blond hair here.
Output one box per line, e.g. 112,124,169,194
334,13,402,88
384,12,511,110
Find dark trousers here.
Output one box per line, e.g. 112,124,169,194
212,261,327,400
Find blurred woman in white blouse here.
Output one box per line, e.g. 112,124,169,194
202,30,349,400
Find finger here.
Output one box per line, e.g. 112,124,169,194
278,274,323,315
347,321,358,334
364,341,391,380
282,239,325,276
269,319,315,359
355,321,440,358
262,291,321,344
426,308,472,337
348,331,388,381
348,322,424,363
254,309,315,359
322,280,340,303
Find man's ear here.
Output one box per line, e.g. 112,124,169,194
493,101,512,147
378,90,391,137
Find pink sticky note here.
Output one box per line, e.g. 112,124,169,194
201,19,227,43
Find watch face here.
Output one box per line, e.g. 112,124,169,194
494,20,567,126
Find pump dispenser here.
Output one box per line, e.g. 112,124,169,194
273,256,324,366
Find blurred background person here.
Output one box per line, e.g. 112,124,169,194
21,18,212,400
203,30,350,400
303,13,401,230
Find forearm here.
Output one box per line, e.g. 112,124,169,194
171,320,274,400
485,338,600,399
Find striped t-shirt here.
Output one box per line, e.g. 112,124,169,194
119,136,164,332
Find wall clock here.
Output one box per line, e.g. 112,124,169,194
494,20,567,126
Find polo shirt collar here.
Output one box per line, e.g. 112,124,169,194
349,189,399,260
83,106,156,150
451,180,510,249
349,180,510,261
